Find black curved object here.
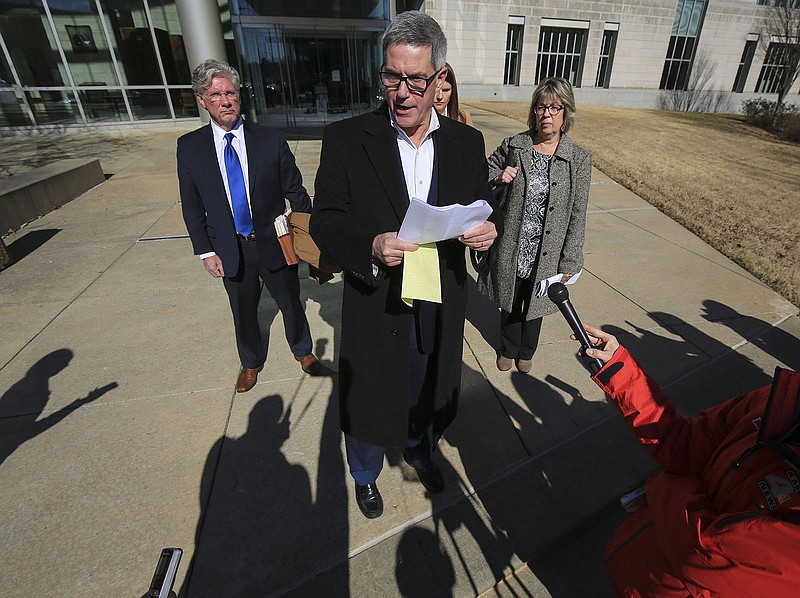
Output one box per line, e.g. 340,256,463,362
547,282,604,374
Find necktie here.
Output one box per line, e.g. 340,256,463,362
224,132,253,237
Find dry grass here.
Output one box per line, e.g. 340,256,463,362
466,101,800,308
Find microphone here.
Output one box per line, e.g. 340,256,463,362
547,282,604,374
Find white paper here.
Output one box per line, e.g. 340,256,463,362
397,197,492,244
535,270,582,298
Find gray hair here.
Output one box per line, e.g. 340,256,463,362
191,59,241,97
528,77,577,133
383,11,447,72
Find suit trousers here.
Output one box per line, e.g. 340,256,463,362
345,318,436,485
223,235,313,369
500,276,543,361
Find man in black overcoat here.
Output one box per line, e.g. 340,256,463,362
311,12,499,518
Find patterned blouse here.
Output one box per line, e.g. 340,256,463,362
516,149,552,278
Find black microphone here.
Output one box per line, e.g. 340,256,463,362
547,282,604,374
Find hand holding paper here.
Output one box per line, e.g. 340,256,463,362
398,198,492,244
397,198,493,306
459,219,497,251
372,231,418,267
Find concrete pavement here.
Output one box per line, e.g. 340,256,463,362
0,108,798,597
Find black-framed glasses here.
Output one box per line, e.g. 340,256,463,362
205,90,239,103
379,69,441,94
534,104,565,116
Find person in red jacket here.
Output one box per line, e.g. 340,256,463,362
576,324,800,597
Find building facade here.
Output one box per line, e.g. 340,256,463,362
0,0,797,129
437,0,800,112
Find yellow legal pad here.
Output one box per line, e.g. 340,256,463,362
401,242,441,307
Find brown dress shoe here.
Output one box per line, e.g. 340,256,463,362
236,366,263,393
295,353,320,375
497,355,513,371
516,358,533,374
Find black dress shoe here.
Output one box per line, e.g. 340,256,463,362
355,482,383,519
403,454,444,493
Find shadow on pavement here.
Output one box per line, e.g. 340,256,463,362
0,349,117,466
702,300,800,371
182,272,349,597
6,228,60,263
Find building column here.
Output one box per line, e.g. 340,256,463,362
175,0,227,122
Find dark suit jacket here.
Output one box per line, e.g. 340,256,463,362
310,105,497,446
177,119,311,277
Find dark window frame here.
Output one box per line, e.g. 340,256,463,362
659,0,709,91
504,22,525,86
732,40,757,93
595,29,618,88
755,42,796,93
535,26,587,87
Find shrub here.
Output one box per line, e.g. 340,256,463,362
783,116,800,142
742,98,776,127
742,98,800,139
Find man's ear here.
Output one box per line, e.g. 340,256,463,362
196,94,207,111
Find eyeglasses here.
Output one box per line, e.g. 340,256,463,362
379,69,441,94
204,90,239,103
535,104,565,116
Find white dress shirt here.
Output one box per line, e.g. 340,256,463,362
390,107,440,203
199,118,252,260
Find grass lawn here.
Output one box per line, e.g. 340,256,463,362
466,101,800,308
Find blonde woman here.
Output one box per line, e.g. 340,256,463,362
479,77,591,374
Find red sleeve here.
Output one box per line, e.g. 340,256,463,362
592,347,764,474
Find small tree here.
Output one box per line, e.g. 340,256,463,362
657,51,729,112
760,0,800,106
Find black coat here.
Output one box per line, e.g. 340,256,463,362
311,106,495,446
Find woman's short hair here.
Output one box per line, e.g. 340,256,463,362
383,10,447,72
527,77,577,133
191,59,241,97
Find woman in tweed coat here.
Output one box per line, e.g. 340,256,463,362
479,77,591,373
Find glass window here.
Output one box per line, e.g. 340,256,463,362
98,0,160,86
595,29,617,88
235,24,382,127
146,0,191,85
231,0,389,19
79,85,127,121
732,40,757,93
504,22,524,86
0,85,30,126
672,0,706,37
0,0,68,86
54,1,122,87
25,88,82,124
660,0,708,90
126,87,169,119
169,88,198,118
756,42,793,94
536,26,586,86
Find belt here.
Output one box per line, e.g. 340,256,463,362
238,231,256,241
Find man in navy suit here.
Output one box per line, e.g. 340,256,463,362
178,59,319,393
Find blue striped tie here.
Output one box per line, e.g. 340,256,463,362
224,132,253,237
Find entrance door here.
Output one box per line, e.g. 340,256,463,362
236,24,383,130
